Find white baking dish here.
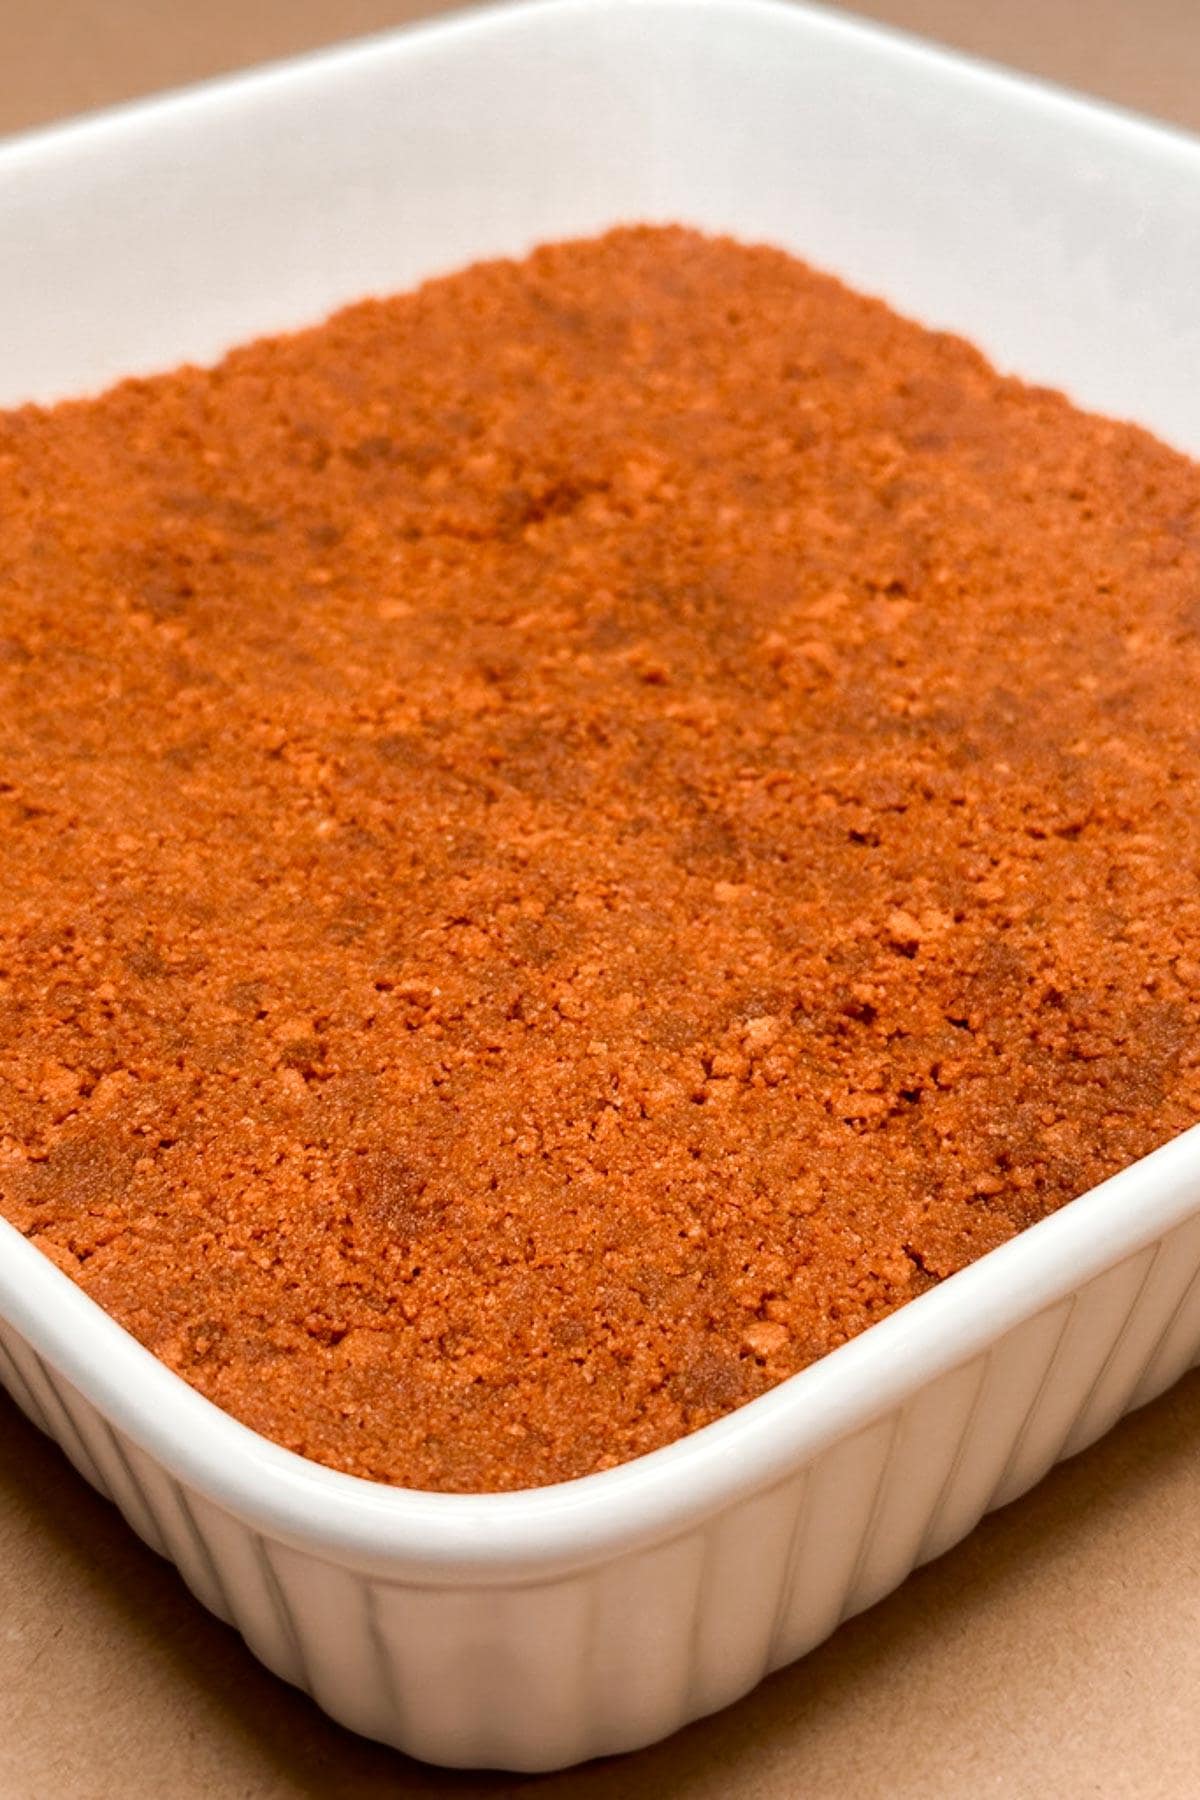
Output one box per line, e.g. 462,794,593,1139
2,0,1200,1771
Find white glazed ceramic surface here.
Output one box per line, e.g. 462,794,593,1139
2,0,1200,1770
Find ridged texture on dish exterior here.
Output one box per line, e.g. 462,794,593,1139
4,1205,1200,1771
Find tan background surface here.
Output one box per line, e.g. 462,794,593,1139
3,3,1200,1794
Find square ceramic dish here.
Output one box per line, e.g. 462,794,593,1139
2,0,1200,1771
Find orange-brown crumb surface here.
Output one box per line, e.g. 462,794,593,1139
2,227,1199,1491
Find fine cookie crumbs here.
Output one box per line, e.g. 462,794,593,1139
1,226,1199,1492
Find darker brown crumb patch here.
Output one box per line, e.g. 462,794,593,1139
1,226,1199,1491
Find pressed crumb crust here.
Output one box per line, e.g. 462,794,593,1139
1,227,1199,1491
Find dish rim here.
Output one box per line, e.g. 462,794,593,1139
3,0,1200,173
5,1130,1200,1580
